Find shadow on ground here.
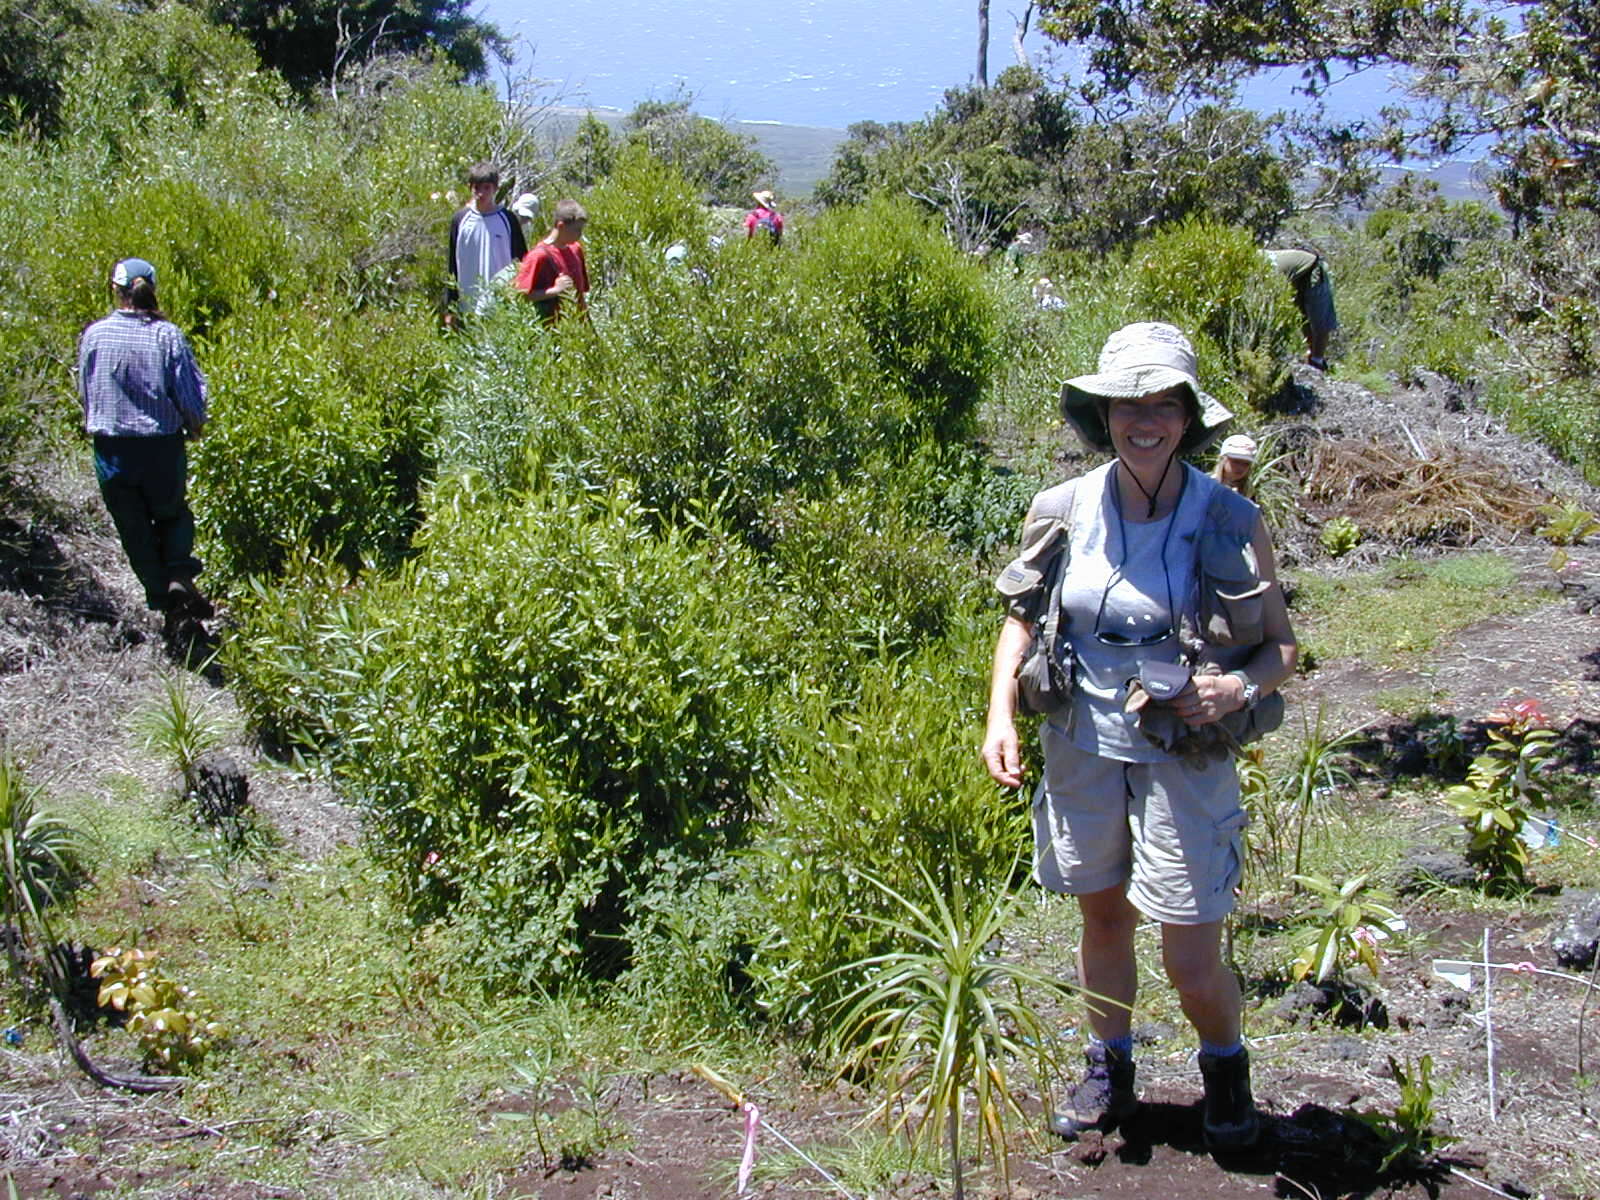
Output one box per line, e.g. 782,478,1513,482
1105,1099,1459,1199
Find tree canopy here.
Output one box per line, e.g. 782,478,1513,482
190,0,507,91
1036,0,1598,228
815,66,1293,252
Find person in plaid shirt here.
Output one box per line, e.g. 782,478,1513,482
78,257,212,620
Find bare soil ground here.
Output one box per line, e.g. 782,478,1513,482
3,367,1599,1199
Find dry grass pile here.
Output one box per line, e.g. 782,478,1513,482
1305,439,1550,545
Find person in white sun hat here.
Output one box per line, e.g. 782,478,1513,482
983,321,1296,1151
1212,433,1259,498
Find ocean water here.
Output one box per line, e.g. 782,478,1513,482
488,0,1049,128
483,0,1401,131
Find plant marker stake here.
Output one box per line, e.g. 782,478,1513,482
692,1064,860,1200
1483,929,1497,1121
737,1101,759,1195
1448,1166,1524,1200
1580,945,1600,1117
1431,959,1596,989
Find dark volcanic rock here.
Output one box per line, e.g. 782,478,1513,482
1552,889,1600,969
1395,848,1478,895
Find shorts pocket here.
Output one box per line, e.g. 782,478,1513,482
1211,808,1250,897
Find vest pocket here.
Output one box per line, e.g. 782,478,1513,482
1201,578,1271,647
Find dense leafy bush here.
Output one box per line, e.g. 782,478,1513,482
892,442,1048,562
437,240,923,543
228,483,787,989
796,196,1000,443
615,849,753,1044
1330,181,1502,384
579,143,709,290
746,622,1028,1029
192,305,444,583
617,93,773,206
765,480,983,679
1131,219,1301,413
59,2,270,162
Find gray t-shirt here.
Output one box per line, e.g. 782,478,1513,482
454,208,518,311
1055,462,1210,762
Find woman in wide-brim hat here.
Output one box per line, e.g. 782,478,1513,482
982,321,1296,1151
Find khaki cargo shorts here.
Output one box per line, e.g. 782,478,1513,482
1032,723,1247,925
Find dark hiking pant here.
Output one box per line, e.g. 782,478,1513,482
92,433,202,609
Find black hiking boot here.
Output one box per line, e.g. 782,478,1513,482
166,576,214,620
1198,1048,1260,1150
1047,1042,1137,1139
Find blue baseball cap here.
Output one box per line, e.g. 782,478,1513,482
112,258,157,289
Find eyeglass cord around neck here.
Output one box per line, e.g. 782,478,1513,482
1094,463,1186,648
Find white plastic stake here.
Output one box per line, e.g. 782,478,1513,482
1483,928,1497,1120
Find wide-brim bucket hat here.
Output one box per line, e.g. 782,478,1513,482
1060,321,1233,455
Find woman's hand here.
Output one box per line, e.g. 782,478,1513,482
982,720,1024,788
984,616,1034,788
1170,673,1246,728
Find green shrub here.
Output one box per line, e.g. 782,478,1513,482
580,143,709,290
1130,219,1301,413
796,195,1000,443
766,481,982,681
440,243,915,543
747,622,1028,1030
229,484,786,990
614,850,753,1045
59,2,267,163
892,442,1045,561
192,305,443,584
1489,374,1600,485
221,544,385,756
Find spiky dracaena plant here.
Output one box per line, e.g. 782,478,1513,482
0,751,86,971
827,858,1093,1199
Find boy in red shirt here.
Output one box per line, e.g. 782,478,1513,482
515,199,590,322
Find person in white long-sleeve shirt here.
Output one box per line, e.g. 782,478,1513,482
445,162,529,324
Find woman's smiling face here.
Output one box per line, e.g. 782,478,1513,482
1105,386,1191,470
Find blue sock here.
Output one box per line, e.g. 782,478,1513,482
1092,1034,1134,1058
1201,1038,1244,1058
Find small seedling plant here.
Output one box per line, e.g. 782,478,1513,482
827,861,1087,1200
91,947,226,1072
0,751,86,983
1361,1054,1457,1171
133,671,226,798
1320,515,1363,558
1290,872,1405,984
1444,698,1555,894
1537,502,1599,547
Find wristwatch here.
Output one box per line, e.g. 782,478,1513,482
1229,671,1260,708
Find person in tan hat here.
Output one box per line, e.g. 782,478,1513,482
983,322,1296,1152
745,189,783,244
